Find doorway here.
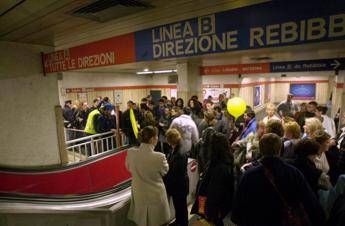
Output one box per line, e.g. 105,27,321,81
150,90,162,104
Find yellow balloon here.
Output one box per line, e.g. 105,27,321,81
130,108,139,139
227,97,246,119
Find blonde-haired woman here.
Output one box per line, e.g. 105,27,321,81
165,128,189,226
304,117,323,138
126,126,170,226
263,103,280,124
303,119,330,176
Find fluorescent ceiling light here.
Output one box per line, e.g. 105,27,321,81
136,71,153,75
143,68,149,72
154,70,174,73
136,69,177,75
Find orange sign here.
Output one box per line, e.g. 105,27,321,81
200,63,270,75
43,33,135,73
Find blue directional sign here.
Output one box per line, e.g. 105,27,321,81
135,0,345,62
270,58,345,72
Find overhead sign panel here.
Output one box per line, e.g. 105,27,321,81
43,33,135,73
42,0,345,73
201,58,345,75
135,0,345,61
270,58,345,72
200,63,270,75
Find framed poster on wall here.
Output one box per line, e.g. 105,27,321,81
253,86,262,107
202,88,230,102
289,83,316,100
114,90,123,104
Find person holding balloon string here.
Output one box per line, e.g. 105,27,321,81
224,97,256,143
122,100,141,145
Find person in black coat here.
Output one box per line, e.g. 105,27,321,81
121,101,140,145
231,133,326,226
205,133,234,226
63,100,75,127
290,138,324,196
164,128,189,226
192,132,234,226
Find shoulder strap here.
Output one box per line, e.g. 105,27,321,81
262,165,291,209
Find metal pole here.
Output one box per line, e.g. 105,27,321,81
91,137,95,156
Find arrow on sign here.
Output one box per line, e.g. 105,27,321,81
331,60,341,70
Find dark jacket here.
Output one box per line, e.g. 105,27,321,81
231,157,326,226
191,154,234,223
204,161,234,222
63,106,75,126
164,144,189,196
121,108,139,137
291,157,322,196
95,114,115,133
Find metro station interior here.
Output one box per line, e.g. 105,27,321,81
1,0,345,226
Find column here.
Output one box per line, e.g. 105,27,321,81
176,62,202,102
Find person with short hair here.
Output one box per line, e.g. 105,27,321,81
164,128,189,226
277,93,299,117
95,103,116,133
238,110,256,140
121,100,140,145
266,119,284,137
232,133,326,226
126,126,170,226
170,107,199,154
263,103,280,124
198,111,217,135
282,121,301,159
63,100,75,127
307,101,318,117
89,98,100,112
315,106,336,138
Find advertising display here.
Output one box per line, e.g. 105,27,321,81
253,86,262,107
290,83,316,100
203,88,230,102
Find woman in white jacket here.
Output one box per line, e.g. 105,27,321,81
126,126,170,226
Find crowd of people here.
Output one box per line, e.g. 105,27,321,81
63,93,345,226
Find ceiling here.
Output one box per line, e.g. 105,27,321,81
0,0,157,46
0,0,267,47
1,0,344,75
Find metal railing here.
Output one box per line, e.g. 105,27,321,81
65,131,128,163
64,128,86,141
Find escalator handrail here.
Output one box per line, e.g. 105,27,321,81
0,144,133,174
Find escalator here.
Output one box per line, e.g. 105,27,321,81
0,145,198,226
0,146,134,226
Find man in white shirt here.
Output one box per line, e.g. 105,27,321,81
316,106,336,138
170,107,199,154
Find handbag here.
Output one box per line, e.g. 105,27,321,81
190,217,215,226
191,166,211,217
263,165,311,226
